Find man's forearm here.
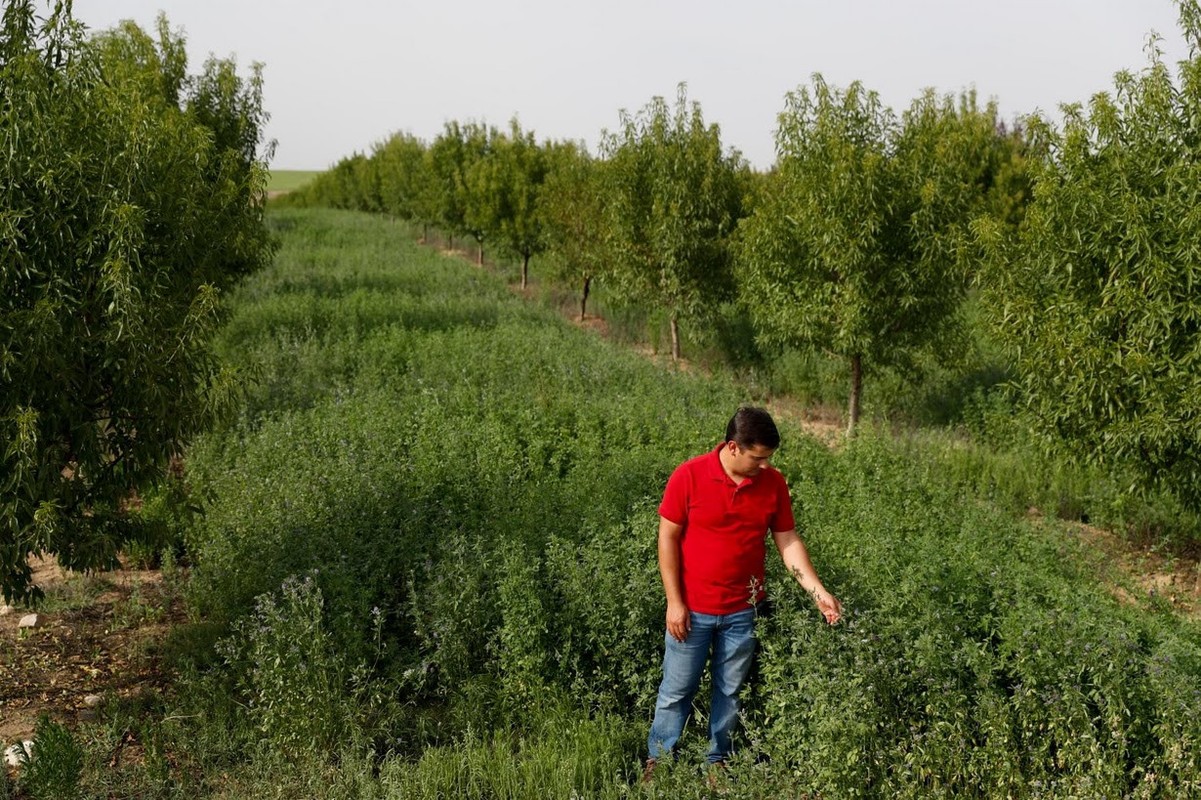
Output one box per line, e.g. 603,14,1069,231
773,528,842,624
773,529,827,595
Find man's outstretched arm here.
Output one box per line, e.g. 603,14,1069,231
771,529,841,624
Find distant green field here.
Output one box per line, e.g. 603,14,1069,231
267,170,321,193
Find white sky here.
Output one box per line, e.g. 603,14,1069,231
73,0,1193,171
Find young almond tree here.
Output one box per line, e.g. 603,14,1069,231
457,121,495,266
0,4,273,601
465,119,549,289
426,120,478,251
977,4,1201,509
600,85,743,361
375,131,431,230
412,145,445,244
542,140,609,320
737,77,1005,434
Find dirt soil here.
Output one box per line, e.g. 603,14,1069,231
0,555,183,749
1067,518,1201,621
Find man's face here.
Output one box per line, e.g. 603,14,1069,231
726,441,775,478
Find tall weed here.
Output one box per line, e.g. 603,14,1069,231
18,717,84,800
221,574,352,756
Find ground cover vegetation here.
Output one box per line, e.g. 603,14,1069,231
11,207,1198,798
8,1,1201,797
0,0,274,603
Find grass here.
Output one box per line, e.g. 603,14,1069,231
33,573,114,613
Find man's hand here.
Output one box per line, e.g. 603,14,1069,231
814,589,842,625
772,529,841,625
666,600,691,642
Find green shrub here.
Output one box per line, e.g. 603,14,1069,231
744,433,1201,797
19,717,84,800
221,574,352,756
377,702,642,800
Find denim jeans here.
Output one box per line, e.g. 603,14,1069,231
646,607,757,763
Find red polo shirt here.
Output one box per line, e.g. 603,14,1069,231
658,445,796,615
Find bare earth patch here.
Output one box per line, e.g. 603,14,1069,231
1068,519,1201,621
570,314,609,338
764,395,846,448
0,555,182,748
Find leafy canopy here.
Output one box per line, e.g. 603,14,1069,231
977,7,1201,509
600,84,744,359
0,2,274,601
737,76,1011,430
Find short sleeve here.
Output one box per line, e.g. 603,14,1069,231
769,472,796,532
658,464,690,525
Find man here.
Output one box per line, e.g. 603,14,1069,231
644,406,841,776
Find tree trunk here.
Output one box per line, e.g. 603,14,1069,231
521,253,529,290
848,353,862,437
421,222,428,243
477,241,484,266
580,275,591,321
448,233,454,250
670,316,681,362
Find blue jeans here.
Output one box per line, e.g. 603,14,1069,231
646,608,757,763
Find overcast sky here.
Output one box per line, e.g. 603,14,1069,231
73,1,1193,171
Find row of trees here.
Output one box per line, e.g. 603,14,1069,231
292,0,1201,520
1,1,275,601
285,84,1026,431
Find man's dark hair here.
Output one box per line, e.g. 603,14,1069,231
725,406,780,449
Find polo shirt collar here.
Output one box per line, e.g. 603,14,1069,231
707,443,756,486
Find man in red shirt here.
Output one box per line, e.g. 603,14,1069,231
645,406,841,774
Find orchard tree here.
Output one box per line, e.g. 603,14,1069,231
600,85,743,361
375,131,431,228
407,144,444,243
291,152,371,210
0,3,274,601
465,119,549,290
737,77,1005,434
977,6,1201,508
542,140,609,320
426,121,470,250
350,151,383,213
429,120,491,259
458,121,495,265
984,120,1037,235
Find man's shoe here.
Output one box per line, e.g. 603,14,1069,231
641,758,657,784
705,760,728,792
